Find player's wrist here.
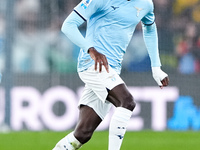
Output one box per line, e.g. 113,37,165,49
88,47,99,55
88,47,95,54
152,66,167,78
152,66,161,74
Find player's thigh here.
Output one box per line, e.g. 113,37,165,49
107,83,135,110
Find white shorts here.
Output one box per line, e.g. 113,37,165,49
78,65,124,120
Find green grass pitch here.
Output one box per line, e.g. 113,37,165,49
0,130,200,150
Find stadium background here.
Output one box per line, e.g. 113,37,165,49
0,0,200,149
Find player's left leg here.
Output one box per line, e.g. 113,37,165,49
106,84,136,150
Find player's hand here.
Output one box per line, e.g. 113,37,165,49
152,67,169,89
88,47,109,73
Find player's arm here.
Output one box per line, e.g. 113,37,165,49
142,23,169,88
61,11,93,53
61,0,109,72
141,2,169,88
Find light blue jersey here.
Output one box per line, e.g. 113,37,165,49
62,0,161,74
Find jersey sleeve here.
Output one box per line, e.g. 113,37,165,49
61,11,93,53
141,0,155,25
61,0,105,53
74,0,105,21
142,23,161,67
141,1,161,67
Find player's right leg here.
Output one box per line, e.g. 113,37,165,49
52,105,102,150
52,131,81,150
74,105,103,143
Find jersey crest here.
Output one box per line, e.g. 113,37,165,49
134,6,144,17
81,0,93,9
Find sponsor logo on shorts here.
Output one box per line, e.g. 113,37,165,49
108,74,116,81
111,77,116,81
81,0,92,9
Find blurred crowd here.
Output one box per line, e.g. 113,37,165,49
0,0,200,74
172,0,200,74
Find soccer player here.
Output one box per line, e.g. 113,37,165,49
53,0,169,149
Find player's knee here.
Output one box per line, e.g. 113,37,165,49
74,128,93,144
121,94,136,111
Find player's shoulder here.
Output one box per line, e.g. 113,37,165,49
144,0,153,4
146,0,154,7
141,0,154,11
81,0,108,10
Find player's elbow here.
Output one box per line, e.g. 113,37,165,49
61,19,71,35
61,11,85,36
61,22,65,34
